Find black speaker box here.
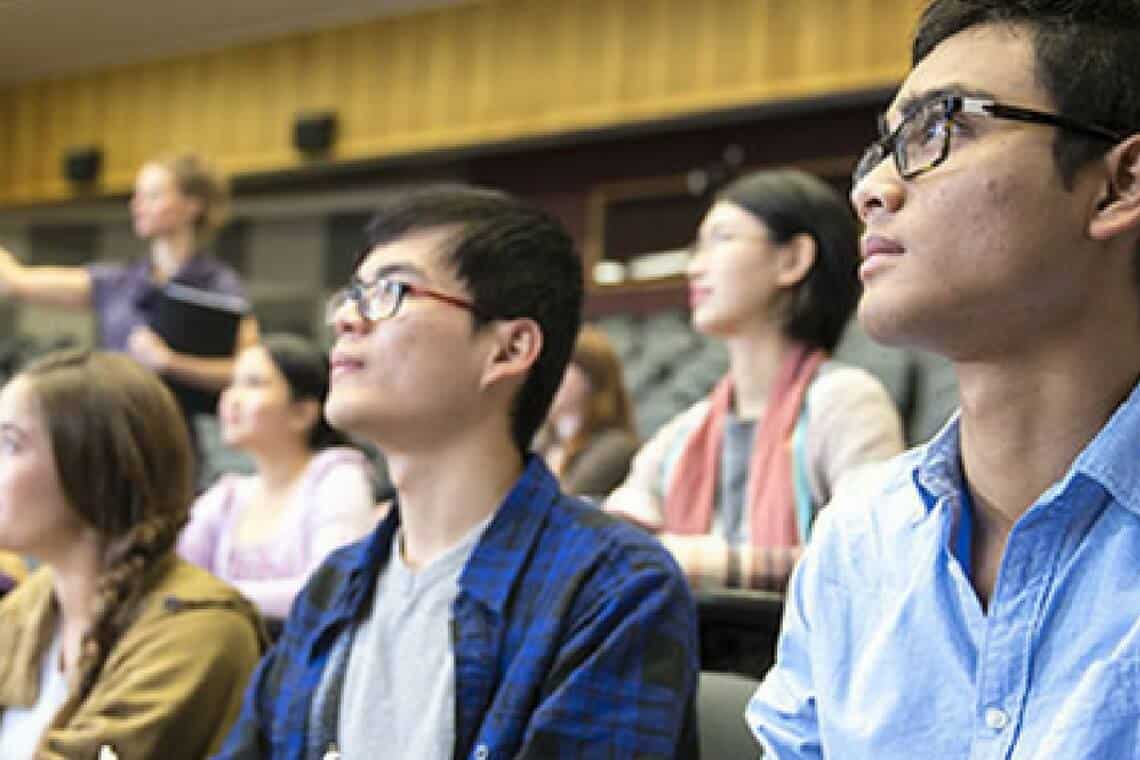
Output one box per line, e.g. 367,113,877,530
63,147,102,184
293,112,337,155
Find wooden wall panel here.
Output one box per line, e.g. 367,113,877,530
0,0,920,205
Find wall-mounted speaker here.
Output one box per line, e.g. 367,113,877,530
63,146,102,184
293,112,338,156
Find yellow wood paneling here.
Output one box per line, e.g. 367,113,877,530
0,0,921,205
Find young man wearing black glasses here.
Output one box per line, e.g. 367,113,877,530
215,186,699,759
749,1,1140,758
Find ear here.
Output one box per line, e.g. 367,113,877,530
289,398,321,437
480,318,543,390
773,233,817,289
1089,135,1140,243
178,191,206,228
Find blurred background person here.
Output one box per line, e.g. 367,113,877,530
606,168,904,591
537,323,639,500
0,350,262,759
0,153,257,434
178,333,377,620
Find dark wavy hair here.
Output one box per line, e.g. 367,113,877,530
20,350,193,700
717,169,861,352
261,333,350,450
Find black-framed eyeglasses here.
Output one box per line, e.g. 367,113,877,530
325,275,476,325
852,94,1125,187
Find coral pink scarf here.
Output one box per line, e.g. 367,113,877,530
662,344,826,548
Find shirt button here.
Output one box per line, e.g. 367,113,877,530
984,707,1009,730
474,745,490,760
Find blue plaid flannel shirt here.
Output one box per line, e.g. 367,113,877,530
214,456,700,759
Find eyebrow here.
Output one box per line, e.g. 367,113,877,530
0,423,27,440
353,262,427,285
888,84,1000,125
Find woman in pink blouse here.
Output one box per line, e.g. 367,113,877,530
178,334,378,618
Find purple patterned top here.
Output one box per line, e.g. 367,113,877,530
87,253,246,351
177,447,380,619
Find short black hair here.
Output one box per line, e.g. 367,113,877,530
363,185,583,455
914,1,1140,187
717,169,861,352
261,333,350,450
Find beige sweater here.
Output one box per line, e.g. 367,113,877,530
605,362,904,590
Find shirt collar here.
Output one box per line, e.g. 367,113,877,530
167,250,217,286
334,507,401,621
1067,380,1140,518
908,379,1140,522
910,411,963,522
337,454,560,618
458,454,561,615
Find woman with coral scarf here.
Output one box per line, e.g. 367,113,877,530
606,169,904,591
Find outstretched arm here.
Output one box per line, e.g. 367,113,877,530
0,246,92,309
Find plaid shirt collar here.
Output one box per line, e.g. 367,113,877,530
329,454,558,624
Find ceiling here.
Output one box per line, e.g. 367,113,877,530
0,0,466,86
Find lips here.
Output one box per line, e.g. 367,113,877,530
860,234,904,259
859,234,904,279
330,352,365,378
689,285,710,308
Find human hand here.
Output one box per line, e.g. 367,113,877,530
0,247,23,296
659,533,731,589
128,326,175,372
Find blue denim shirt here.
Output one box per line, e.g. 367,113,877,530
749,382,1140,759
215,456,699,760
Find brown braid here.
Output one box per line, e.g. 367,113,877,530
74,514,185,699
19,350,194,701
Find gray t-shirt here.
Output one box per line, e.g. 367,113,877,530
713,413,757,545
337,520,487,759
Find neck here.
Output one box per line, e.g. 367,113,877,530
46,533,104,672
724,326,793,419
384,430,524,571
149,229,196,283
957,336,1140,534
249,441,314,494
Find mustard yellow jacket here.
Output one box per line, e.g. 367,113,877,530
0,557,264,759
0,551,26,584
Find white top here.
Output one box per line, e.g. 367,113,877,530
0,629,68,760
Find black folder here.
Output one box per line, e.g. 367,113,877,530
147,282,248,416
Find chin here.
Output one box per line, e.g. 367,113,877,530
325,396,365,437
857,295,942,351
692,313,737,340
220,432,249,450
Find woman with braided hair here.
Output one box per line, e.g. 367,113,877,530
0,350,264,759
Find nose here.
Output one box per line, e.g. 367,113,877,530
332,295,368,337
850,158,905,225
685,246,705,279
217,386,237,415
